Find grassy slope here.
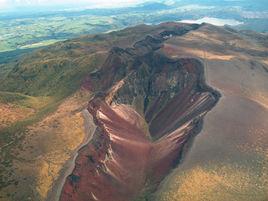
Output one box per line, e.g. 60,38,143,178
0,36,106,200
0,91,51,109
0,24,153,130
0,32,112,138
0,24,161,201
0,23,156,96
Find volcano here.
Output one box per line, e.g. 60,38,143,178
60,23,220,201
1,21,267,201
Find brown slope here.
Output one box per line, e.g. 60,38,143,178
60,23,220,201
157,24,268,201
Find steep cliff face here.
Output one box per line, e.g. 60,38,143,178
60,24,220,201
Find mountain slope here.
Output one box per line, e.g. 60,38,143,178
60,23,220,201
0,23,205,201
157,24,268,201
0,22,267,201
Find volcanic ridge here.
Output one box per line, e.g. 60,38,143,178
60,23,220,201
60,25,220,201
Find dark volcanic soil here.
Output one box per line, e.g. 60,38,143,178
60,23,220,201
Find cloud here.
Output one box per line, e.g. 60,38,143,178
0,0,9,9
1,0,152,10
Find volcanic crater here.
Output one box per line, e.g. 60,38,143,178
60,24,220,201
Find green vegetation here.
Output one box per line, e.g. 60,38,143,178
0,98,61,195
0,46,106,146
0,45,105,98
0,20,157,149
0,35,107,195
1,1,267,57
0,97,58,141
0,15,117,53
0,91,51,109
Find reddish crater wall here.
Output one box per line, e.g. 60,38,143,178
60,25,220,201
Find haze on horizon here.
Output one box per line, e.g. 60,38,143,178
1,0,268,13
0,0,163,11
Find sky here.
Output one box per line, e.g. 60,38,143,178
0,0,156,10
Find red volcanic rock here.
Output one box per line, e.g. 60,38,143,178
60,24,220,201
